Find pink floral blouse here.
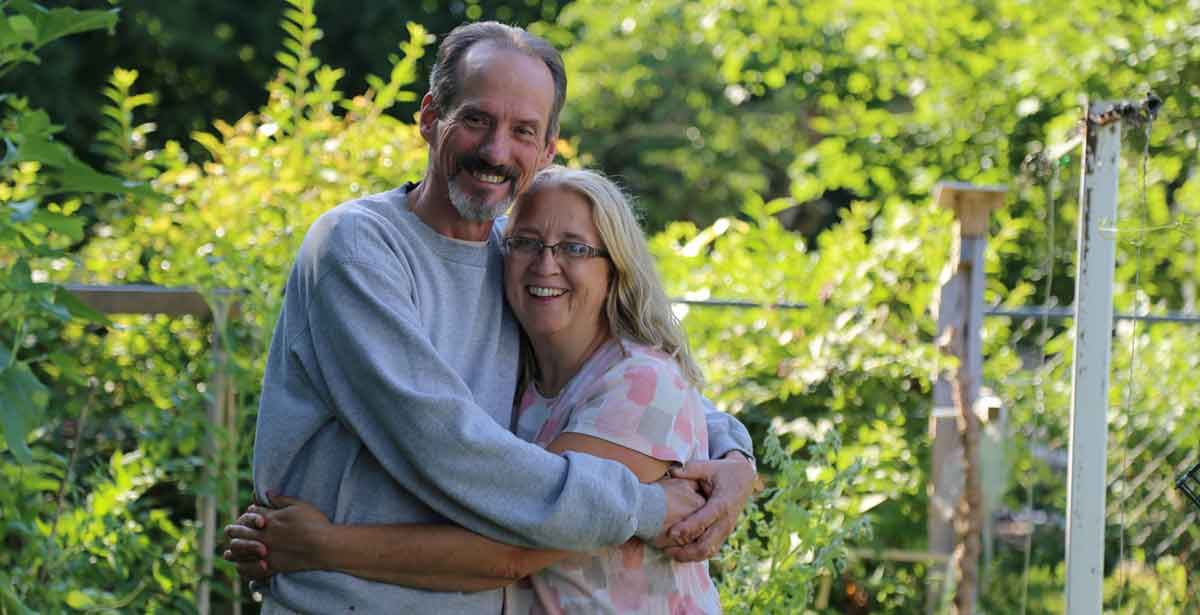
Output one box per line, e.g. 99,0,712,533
504,338,722,615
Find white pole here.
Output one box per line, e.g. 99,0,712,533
1064,106,1122,614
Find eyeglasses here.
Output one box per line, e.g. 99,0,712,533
501,236,609,260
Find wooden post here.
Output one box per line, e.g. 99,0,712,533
1064,106,1122,614
65,285,239,615
212,297,242,615
928,182,1004,614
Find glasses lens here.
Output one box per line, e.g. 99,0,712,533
561,242,593,258
507,237,541,255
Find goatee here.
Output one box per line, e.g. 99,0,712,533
448,175,514,222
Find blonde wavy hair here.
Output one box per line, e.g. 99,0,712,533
507,165,704,387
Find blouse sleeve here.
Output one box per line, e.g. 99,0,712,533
562,355,707,465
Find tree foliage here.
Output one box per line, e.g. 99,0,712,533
2,0,1199,612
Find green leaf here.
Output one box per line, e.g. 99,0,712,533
32,8,120,48
8,258,32,289
35,296,70,321
29,208,83,241
0,359,49,464
0,577,37,615
7,15,36,43
10,135,162,199
65,589,95,609
54,287,112,325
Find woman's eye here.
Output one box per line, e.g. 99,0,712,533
564,243,590,257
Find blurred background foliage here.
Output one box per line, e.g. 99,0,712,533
2,0,1198,612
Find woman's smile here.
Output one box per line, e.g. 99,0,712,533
504,186,611,351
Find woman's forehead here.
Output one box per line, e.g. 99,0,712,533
513,188,600,238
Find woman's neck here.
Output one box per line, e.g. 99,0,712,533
530,325,613,397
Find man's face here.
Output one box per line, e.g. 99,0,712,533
422,44,558,222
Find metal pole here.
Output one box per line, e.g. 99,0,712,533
1064,106,1121,614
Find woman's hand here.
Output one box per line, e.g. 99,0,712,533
223,495,332,578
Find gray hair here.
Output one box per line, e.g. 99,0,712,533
429,21,567,143
509,166,704,386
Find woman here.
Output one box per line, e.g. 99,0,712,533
226,166,721,614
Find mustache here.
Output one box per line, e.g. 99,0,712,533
456,154,517,182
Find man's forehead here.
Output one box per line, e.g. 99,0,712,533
455,43,555,117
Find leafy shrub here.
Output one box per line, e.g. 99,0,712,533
5,1,1198,612
717,430,871,613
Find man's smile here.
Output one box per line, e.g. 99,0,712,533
471,169,509,184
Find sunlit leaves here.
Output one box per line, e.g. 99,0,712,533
0,1,117,79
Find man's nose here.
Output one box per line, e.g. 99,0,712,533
478,129,512,166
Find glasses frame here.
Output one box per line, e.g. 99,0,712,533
501,236,609,261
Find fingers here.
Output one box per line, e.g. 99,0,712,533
661,478,704,505
224,516,266,554
669,459,716,481
230,557,271,581
235,511,266,529
669,496,729,545
665,515,732,562
225,536,269,559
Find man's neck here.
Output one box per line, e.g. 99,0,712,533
407,178,495,242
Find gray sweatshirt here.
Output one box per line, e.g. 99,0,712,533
252,184,752,614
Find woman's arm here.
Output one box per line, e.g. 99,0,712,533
226,439,697,591
227,496,570,592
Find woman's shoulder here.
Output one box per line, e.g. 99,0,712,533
612,339,685,375
580,338,692,400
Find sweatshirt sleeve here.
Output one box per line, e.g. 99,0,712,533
702,396,756,466
302,253,665,550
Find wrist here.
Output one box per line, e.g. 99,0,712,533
722,450,757,473
633,482,667,541
303,524,332,571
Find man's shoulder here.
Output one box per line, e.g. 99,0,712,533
301,187,415,265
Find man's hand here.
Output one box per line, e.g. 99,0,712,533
651,477,705,548
223,495,331,579
662,453,757,562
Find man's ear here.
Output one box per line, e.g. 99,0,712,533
539,130,559,167
418,93,439,144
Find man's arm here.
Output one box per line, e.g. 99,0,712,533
702,396,755,465
275,241,666,550
227,455,704,589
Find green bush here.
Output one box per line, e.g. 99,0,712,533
4,0,1198,612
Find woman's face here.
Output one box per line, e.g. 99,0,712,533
504,186,611,348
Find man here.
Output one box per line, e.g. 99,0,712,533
240,21,756,613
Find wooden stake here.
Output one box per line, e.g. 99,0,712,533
928,182,1004,614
